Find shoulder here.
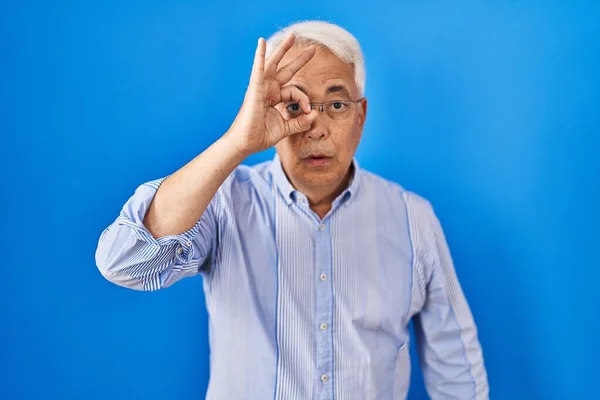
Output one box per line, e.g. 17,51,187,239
358,168,434,216
357,168,441,251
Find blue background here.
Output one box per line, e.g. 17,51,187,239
1,1,598,399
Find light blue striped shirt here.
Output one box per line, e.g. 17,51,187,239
96,155,488,399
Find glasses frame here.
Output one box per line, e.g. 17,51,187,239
284,97,365,120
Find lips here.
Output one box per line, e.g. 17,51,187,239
301,153,333,166
302,152,332,159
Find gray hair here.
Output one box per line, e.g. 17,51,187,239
265,20,366,97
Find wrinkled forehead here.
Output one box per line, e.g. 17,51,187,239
279,44,358,100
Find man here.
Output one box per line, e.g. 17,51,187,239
96,20,489,400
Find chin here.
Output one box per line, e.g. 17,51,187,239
297,168,341,188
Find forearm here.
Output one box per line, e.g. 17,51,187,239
143,133,247,238
415,308,488,399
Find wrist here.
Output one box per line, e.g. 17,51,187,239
219,131,253,161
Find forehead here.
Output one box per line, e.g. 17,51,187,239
279,44,357,98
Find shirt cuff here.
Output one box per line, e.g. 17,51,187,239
115,177,199,264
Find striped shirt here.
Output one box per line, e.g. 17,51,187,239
95,154,489,400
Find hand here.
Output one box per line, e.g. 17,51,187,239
225,34,318,156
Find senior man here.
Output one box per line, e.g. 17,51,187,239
96,20,489,400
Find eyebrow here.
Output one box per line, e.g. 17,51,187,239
326,85,351,98
292,84,352,100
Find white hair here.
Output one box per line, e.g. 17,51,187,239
265,20,366,97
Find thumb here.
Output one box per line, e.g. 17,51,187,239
284,110,318,136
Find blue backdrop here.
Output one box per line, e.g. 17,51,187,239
1,1,598,399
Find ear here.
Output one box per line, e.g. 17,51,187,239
358,97,368,128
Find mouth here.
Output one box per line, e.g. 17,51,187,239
302,154,333,166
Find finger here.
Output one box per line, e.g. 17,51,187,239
284,110,318,136
249,38,266,87
264,33,295,77
273,46,316,86
279,85,311,113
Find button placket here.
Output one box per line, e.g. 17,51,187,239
314,217,334,397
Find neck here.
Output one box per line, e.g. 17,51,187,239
297,165,354,220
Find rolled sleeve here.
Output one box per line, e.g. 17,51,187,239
96,177,216,291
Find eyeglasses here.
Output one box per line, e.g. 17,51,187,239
283,98,364,121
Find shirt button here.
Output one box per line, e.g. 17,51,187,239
186,240,192,247
320,273,327,281
176,247,183,254
321,374,329,383
318,223,326,231
320,323,328,331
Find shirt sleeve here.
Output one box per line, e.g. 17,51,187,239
412,201,489,399
95,177,217,291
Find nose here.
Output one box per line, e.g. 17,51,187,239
305,112,328,140
307,130,326,140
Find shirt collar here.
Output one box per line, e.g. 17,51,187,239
270,153,362,207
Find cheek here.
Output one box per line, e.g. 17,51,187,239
276,136,294,150
349,123,363,148
332,126,361,153
275,136,301,160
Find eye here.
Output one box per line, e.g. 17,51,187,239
286,103,302,115
328,101,347,112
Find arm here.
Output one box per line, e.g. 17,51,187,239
413,204,489,399
95,34,318,291
94,137,244,291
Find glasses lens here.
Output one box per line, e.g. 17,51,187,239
325,101,353,120
283,100,356,120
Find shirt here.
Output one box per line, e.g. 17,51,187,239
95,154,489,400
